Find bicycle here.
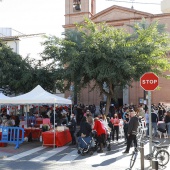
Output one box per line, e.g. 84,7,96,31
129,147,139,169
136,126,143,143
129,140,170,169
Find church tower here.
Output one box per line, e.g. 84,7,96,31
161,0,170,13
64,0,96,29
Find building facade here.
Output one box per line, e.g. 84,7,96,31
64,0,170,107
0,28,20,54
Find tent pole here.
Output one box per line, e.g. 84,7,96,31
53,103,56,148
25,105,28,128
38,104,40,117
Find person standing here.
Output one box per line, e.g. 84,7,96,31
124,113,130,144
151,109,158,137
4,115,13,127
101,114,109,130
14,115,20,127
138,106,145,121
107,116,113,142
68,113,77,145
93,117,106,153
50,110,60,127
77,106,83,125
111,113,120,143
109,104,115,118
145,109,149,136
122,111,139,154
158,106,165,121
86,112,94,128
90,104,96,117
79,116,92,137
164,110,170,138
122,108,128,142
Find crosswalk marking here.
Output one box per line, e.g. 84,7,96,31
57,150,79,164
84,146,126,165
3,146,44,161
1,140,170,169
30,146,69,162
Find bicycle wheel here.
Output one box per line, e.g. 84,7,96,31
155,149,170,166
130,151,138,168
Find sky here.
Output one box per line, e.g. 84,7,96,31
0,0,162,59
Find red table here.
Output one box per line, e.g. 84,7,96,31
42,129,72,147
0,132,8,147
24,128,42,140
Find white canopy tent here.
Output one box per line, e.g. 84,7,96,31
0,92,10,113
0,85,72,105
0,93,10,99
0,85,72,147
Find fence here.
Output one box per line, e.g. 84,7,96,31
0,126,24,149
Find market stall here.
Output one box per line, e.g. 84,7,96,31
42,127,71,147
0,85,72,147
24,128,42,140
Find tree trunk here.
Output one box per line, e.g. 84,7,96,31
105,95,111,115
73,84,77,105
105,82,114,115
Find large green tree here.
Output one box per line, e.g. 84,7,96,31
41,18,170,113
0,40,60,95
0,41,30,94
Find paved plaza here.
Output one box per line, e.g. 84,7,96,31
0,137,170,170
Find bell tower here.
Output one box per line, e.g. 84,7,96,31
161,0,170,13
64,0,96,29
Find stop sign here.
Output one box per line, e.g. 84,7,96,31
140,72,159,91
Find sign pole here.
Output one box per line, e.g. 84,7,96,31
148,91,152,165
140,72,158,168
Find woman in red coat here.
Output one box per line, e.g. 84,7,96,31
93,117,106,153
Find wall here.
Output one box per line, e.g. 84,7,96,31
6,40,19,54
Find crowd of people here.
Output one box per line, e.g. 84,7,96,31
121,103,170,153
68,104,126,153
0,109,20,127
1,102,170,154
68,102,170,154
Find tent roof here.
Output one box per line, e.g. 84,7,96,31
0,85,72,105
0,93,10,99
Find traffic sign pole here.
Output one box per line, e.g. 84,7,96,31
148,91,152,156
140,72,159,167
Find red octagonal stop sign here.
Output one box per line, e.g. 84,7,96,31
140,72,159,91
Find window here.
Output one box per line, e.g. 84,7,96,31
73,0,81,11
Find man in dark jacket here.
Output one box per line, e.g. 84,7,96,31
50,111,62,127
79,116,92,137
123,113,130,144
68,113,77,145
14,115,20,127
151,109,158,137
122,111,139,154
